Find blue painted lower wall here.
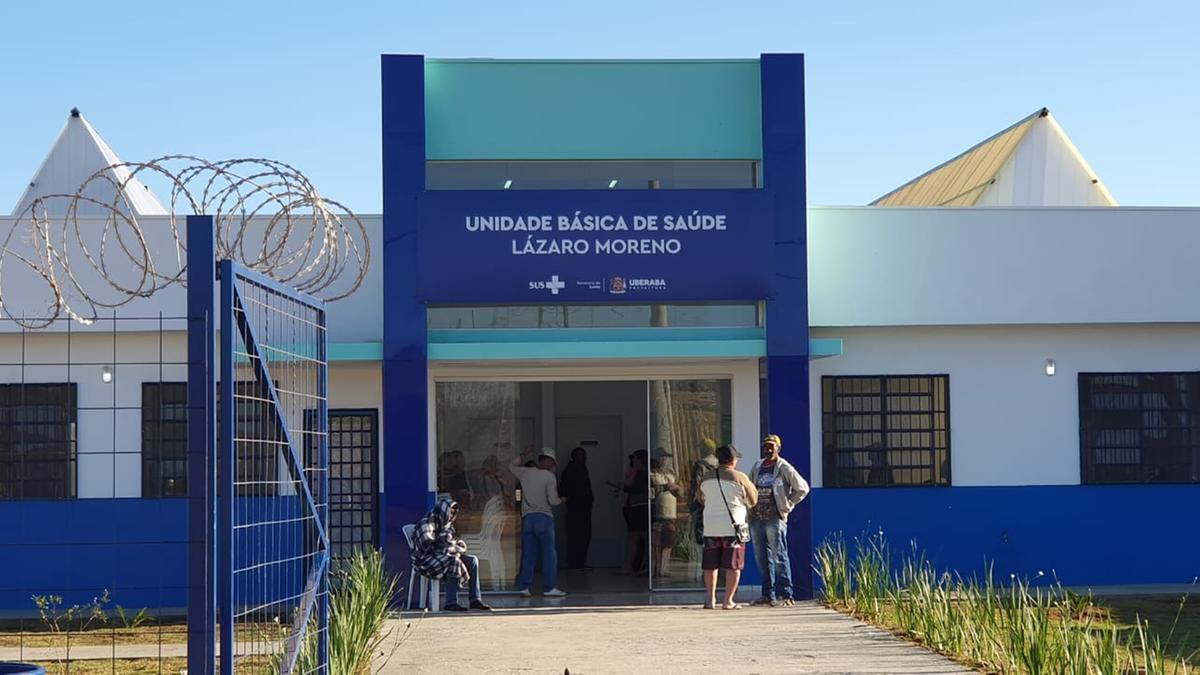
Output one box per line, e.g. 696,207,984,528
0,499,188,613
0,498,310,614
812,484,1200,587
3,484,1197,612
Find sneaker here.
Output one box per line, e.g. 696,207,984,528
750,597,774,607
444,603,468,612
780,597,795,606
518,588,532,598
544,588,568,597
469,600,493,611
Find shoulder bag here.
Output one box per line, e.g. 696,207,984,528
714,468,751,544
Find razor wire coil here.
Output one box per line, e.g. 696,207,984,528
1,155,370,328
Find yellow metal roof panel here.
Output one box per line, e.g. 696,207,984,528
871,108,1045,206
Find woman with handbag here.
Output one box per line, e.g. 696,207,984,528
696,444,758,610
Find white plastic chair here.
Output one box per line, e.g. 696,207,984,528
402,523,440,612
460,496,508,586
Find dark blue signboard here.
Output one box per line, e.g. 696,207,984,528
417,188,772,303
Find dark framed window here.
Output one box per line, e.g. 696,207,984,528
1079,373,1200,484
821,375,950,488
328,410,379,557
0,383,77,500
228,380,282,497
143,382,188,497
143,380,282,497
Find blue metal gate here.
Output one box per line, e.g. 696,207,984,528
189,215,330,675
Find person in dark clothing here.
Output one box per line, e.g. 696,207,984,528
558,446,595,569
623,449,650,574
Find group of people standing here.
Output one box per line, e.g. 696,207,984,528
412,433,809,611
696,434,810,610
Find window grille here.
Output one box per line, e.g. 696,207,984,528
821,375,950,488
142,382,188,497
0,383,77,499
1079,372,1200,484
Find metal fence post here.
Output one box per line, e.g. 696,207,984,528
317,303,330,673
218,260,235,675
187,215,217,675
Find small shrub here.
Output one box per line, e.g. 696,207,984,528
115,605,152,629
33,589,112,633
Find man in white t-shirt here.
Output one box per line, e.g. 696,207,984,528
509,448,567,597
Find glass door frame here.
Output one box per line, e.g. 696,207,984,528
428,360,760,593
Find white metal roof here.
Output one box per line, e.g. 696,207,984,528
11,109,167,217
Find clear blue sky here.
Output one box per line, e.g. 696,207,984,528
2,0,1196,211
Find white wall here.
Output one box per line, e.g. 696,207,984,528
328,362,384,491
809,206,1200,327
809,323,1200,488
0,330,187,498
0,329,379,499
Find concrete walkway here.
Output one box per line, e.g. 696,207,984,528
379,601,971,674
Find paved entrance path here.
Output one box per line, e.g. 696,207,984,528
379,601,971,674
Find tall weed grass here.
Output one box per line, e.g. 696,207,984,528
814,532,1193,675
281,549,405,675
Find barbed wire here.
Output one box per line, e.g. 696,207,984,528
1,156,370,328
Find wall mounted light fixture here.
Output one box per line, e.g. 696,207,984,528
1044,359,1056,377
101,365,113,383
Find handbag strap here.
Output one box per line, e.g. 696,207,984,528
713,467,740,531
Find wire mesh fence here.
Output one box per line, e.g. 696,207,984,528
0,313,191,674
222,263,328,674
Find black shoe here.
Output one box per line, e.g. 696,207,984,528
470,600,493,611
444,603,468,612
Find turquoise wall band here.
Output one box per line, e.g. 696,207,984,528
428,327,763,343
328,335,841,361
425,60,763,160
428,339,766,360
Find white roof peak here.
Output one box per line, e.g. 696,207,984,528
871,107,1117,207
11,109,168,217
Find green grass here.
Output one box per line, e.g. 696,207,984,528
815,532,1196,674
0,625,187,648
1104,596,1200,667
32,657,188,675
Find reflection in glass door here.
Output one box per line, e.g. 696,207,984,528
434,382,541,591
433,378,733,593
648,379,733,590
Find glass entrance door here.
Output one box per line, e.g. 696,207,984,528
433,377,732,593
647,379,733,589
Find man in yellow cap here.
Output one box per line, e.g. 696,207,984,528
748,434,810,606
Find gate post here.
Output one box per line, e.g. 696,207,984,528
187,215,218,675
217,260,235,675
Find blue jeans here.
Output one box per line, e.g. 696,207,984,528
517,513,558,591
445,554,481,606
750,518,793,600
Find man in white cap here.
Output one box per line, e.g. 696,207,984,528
509,448,567,597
